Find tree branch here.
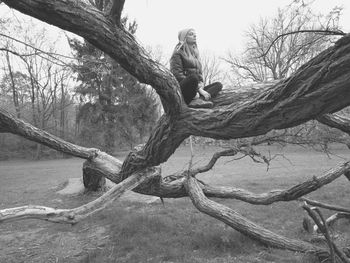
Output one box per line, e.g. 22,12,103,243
301,198,350,214
185,176,327,256
317,114,350,135
202,161,350,203
304,212,350,234
302,205,337,262
261,29,346,58
0,167,159,224
0,107,97,159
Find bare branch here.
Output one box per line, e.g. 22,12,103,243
261,29,346,58
301,198,350,214
0,33,75,64
302,204,336,262
189,146,269,176
305,212,350,234
0,167,159,224
190,148,239,175
0,47,37,57
185,176,327,255
0,107,97,159
202,161,350,203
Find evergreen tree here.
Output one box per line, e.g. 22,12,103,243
69,18,158,152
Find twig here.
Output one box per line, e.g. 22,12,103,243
302,204,336,262
301,198,350,214
261,29,346,58
0,33,75,60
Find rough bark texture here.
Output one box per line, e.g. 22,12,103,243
82,165,106,191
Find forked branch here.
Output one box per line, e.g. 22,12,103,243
301,198,350,214
302,198,350,235
303,204,350,263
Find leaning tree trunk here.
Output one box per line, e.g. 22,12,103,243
3,0,350,261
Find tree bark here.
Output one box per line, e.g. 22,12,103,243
185,176,327,255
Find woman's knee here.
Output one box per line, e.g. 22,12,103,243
213,82,223,90
204,82,222,97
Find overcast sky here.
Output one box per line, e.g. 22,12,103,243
123,0,350,57
1,1,350,59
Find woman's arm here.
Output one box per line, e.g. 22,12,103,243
198,82,211,100
170,52,186,82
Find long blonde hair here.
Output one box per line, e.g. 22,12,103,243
173,29,202,70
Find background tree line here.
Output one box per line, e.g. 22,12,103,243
0,14,159,159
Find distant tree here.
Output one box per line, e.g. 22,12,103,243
70,14,158,152
225,0,342,82
224,0,346,149
200,52,225,86
0,16,75,158
0,69,31,118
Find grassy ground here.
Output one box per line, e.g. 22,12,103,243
1,145,350,262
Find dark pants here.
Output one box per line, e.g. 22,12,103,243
179,75,223,104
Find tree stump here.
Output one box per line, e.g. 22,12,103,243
82,161,106,191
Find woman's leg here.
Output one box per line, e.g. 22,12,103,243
203,82,223,98
179,75,199,104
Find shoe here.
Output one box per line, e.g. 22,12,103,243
188,98,213,109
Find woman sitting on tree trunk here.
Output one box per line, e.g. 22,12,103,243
170,28,222,108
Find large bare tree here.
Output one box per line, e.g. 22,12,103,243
225,1,342,82
1,0,350,261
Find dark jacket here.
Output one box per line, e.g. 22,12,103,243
170,50,203,83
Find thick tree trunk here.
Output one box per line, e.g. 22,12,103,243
82,164,106,191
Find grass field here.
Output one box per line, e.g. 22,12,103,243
1,145,350,263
